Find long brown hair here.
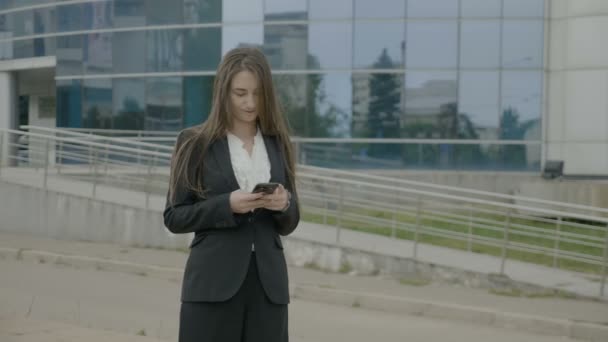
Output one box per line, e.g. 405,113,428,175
168,47,296,203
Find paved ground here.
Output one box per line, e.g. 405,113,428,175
0,259,587,342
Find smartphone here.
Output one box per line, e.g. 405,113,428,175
252,182,280,194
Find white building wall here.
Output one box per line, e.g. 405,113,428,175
546,0,608,175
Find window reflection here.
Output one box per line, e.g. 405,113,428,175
56,35,83,76
403,72,458,139
57,80,82,128
459,72,499,139
461,0,501,17
460,21,500,68
309,0,352,20
57,4,83,32
223,0,263,22
184,76,214,127
406,21,458,68
113,78,145,130
84,32,112,74
113,0,146,28
501,71,542,140
502,21,543,68
354,22,405,69
183,27,221,71
147,30,183,72
183,0,221,24
407,0,458,18
354,0,404,19
264,24,308,70
112,31,145,73
504,0,545,17
146,78,183,131
147,0,182,25
83,79,113,129
222,24,263,55
308,22,352,69
352,71,403,159
264,0,307,21
83,1,112,30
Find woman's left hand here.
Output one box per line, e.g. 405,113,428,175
262,183,290,211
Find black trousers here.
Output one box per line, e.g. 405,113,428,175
178,253,288,342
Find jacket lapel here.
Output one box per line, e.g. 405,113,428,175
209,136,240,191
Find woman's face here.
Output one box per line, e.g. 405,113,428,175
229,70,260,126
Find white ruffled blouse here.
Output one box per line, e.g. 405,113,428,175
226,128,271,193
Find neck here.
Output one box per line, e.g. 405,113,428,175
229,121,257,141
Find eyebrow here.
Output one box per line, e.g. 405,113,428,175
233,88,258,92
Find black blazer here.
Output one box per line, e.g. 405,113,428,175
163,128,300,305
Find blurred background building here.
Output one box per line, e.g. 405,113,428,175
0,0,605,176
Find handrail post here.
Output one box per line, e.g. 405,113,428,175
0,131,4,178
500,210,512,274
57,140,63,174
42,138,49,189
552,217,562,268
600,223,608,298
467,203,473,252
91,149,98,199
335,183,344,244
413,196,422,260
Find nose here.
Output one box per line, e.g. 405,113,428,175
244,94,256,110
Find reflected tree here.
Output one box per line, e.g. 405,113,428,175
367,48,401,157
114,97,145,130
499,107,536,168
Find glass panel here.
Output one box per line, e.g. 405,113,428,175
0,14,12,59
309,73,351,137
503,0,545,18
56,35,83,76
83,79,113,129
34,8,57,34
112,31,145,73
459,71,500,139
12,10,34,37
460,20,500,68
184,0,222,23
57,79,82,128
273,74,307,136
352,72,403,152
502,20,543,68
461,0,501,17
264,0,307,21
403,72,458,138
500,71,542,140
407,0,458,18
83,1,113,30
114,0,146,28
308,22,352,69
406,21,458,69
353,21,405,69
223,0,263,22
222,24,263,54
354,0,404,19
147,0,182,25
183,27,221,71
13,40,35,59
57,4,83,32
113,78,146,130
184,76,214,128
146,77,183,131
309,0,352,20
147,30,183,72
264,24,308,70
84,32,112,74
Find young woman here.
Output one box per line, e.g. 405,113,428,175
163,47,300,342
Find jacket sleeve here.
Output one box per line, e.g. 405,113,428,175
272,186,300,236
163,131,238,234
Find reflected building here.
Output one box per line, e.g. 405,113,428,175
1,0,602,174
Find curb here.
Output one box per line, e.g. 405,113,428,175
3,247,608,342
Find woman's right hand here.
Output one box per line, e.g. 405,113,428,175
229,190,267,213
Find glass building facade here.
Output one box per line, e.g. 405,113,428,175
0,0,546,170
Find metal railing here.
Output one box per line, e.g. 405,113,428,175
1,127,607,297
